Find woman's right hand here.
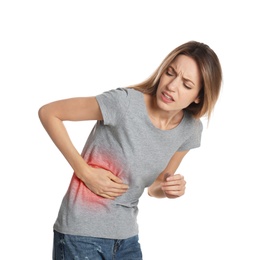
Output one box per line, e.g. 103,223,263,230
78,165,129,200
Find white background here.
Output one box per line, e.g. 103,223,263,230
1,1,262,259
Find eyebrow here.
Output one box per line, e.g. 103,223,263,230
169,65,195,86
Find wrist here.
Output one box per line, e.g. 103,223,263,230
72,158,92,182
148,184,166,199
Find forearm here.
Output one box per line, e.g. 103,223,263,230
38,106,89,180
148,180,166,198
148,151,189,199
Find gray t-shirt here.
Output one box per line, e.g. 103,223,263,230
53,88,203,239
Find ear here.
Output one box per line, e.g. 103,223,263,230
194,97,200,104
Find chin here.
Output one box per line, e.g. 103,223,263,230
156,100,172,112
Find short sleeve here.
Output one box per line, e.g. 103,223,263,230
177,119,203,151
95,88,130,126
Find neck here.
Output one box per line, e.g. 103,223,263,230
145,94,184,130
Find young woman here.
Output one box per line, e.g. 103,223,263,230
39,41,222,259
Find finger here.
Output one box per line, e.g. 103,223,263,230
107,175,129,189
98,193,116,200
106,187,129,195
163,186,186,195
100,190,126,199
162,180,186,187
107,182,129,191
101,180,129,193
166,174,184,181
108,174,125,184
162,185,184,192
164,174,186,186
165,190,184,197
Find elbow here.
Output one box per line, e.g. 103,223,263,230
38,104,52,124
38,105,47,122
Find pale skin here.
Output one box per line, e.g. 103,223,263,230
38,55,201,200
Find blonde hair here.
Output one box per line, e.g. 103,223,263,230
130,41,222,120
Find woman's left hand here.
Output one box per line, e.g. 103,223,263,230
161,174,186,199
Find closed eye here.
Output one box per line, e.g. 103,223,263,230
184,84,191,89
166,67,175,77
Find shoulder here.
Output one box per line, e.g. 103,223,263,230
176,112,203,151
142,92,152,104
95,88,143,125
180,111,203,141
183,111,203,131
96,87,142,100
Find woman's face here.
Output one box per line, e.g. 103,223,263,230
156,55,202,113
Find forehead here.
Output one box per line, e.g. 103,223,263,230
171,55,199,72
170,55,201,84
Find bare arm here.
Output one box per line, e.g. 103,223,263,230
38,97,128,199
148,150,188,199
38,97,102,172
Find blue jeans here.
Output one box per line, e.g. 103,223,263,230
53,230,143,260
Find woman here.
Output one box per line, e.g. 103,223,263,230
39,41,222,259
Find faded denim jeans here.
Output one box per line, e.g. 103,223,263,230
53,230,143,260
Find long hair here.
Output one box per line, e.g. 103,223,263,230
130,41,222,120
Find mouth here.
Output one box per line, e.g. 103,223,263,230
161,91,174,102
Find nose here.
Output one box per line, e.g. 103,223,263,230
167,77,180,92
